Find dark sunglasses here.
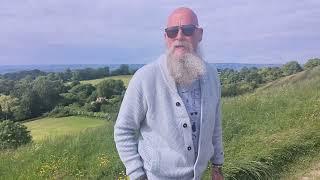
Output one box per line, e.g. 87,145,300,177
165,24,197,39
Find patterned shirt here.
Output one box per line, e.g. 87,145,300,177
177,79,201,158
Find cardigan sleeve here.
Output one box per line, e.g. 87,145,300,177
210,68,225,166
210,96,224,165
114,72,148,179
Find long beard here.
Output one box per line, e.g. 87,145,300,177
166,41,206,86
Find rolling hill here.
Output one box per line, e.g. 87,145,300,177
0,67,319,179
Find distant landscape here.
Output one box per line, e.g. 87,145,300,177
0,58,320,179
0,63,281,74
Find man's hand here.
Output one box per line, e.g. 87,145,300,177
211,166,223,180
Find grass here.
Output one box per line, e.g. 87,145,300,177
201,67,320,179
279,150,320,179
80,75,132,87
0,120,126,179
1,67,320,179
24,116,106,142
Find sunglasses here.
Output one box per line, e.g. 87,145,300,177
165,24,197,39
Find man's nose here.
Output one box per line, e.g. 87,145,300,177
176,28,185,40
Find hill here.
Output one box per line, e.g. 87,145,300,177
80,75,132,87
0,67,319,179
212,67,320,179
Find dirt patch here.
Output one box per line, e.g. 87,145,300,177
300,163,320,180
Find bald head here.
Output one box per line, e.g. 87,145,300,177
167,7,199,27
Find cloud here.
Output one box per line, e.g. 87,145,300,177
0,0,319,65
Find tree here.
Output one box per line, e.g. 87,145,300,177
11,78,33,97
304,58,320,70
0,120,32,149
64,68,73,81
0,79,15,95
14,89,41,120
111,64,130,75
96,79,125,99
0,105,4,120
32,76,64,113
69,84,96,102
0,95,18,120
282,61,303,76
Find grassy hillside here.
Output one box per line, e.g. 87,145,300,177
24,116,106,142
209,67,320,179
0,67,319,179
80,75,132,87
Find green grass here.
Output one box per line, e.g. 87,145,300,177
0,120,125,179
201,67,320,179
1,67,320,179
279,150,320,179
24,116,106,142
80,75,132,87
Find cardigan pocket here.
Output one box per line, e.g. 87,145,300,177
138,142,159,173
157,148,187,176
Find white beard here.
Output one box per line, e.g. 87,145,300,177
166,41,206,86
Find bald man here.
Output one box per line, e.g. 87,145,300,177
114,7,224,180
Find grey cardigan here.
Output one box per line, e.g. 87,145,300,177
114,54,224,180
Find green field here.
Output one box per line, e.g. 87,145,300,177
80,75,132,87
24,116,106,141
0,117,124,179
1,68,320,179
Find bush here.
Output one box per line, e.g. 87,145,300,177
48,106,71,118
96,79,125,99
0,120,32,149
48,105,112,120
304,58,320,70
84,102,100,112
100,95,123,113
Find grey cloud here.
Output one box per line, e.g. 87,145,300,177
0,0,319,65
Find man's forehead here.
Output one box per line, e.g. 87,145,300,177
166,9,198,27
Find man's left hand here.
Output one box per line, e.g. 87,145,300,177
211,166,223,180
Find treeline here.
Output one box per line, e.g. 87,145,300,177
0,75,125,122
0,58,319,122
0,64,135,81
0,64,134,122
220,58,320,96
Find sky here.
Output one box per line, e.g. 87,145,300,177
1,0,319,65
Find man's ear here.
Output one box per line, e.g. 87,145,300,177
198,28,203,42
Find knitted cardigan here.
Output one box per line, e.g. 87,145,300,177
114,54,224,180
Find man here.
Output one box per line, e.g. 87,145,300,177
114,7,224,180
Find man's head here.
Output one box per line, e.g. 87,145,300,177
165,7,203,57
165,7,205,86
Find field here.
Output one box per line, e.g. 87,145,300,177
24,116,106,141
0,68,320,179
0,116,125,179
80,75,132,87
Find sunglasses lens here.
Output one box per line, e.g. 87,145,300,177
165,27,179,38
165,25,196,38
182,25,196,36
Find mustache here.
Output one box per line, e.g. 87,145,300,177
169,40,193,53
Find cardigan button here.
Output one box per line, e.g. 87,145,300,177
176,102,181,106
183,123,187,128
187,146,192,151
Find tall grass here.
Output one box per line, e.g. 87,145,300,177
201,67,320,179
0,121,127,179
